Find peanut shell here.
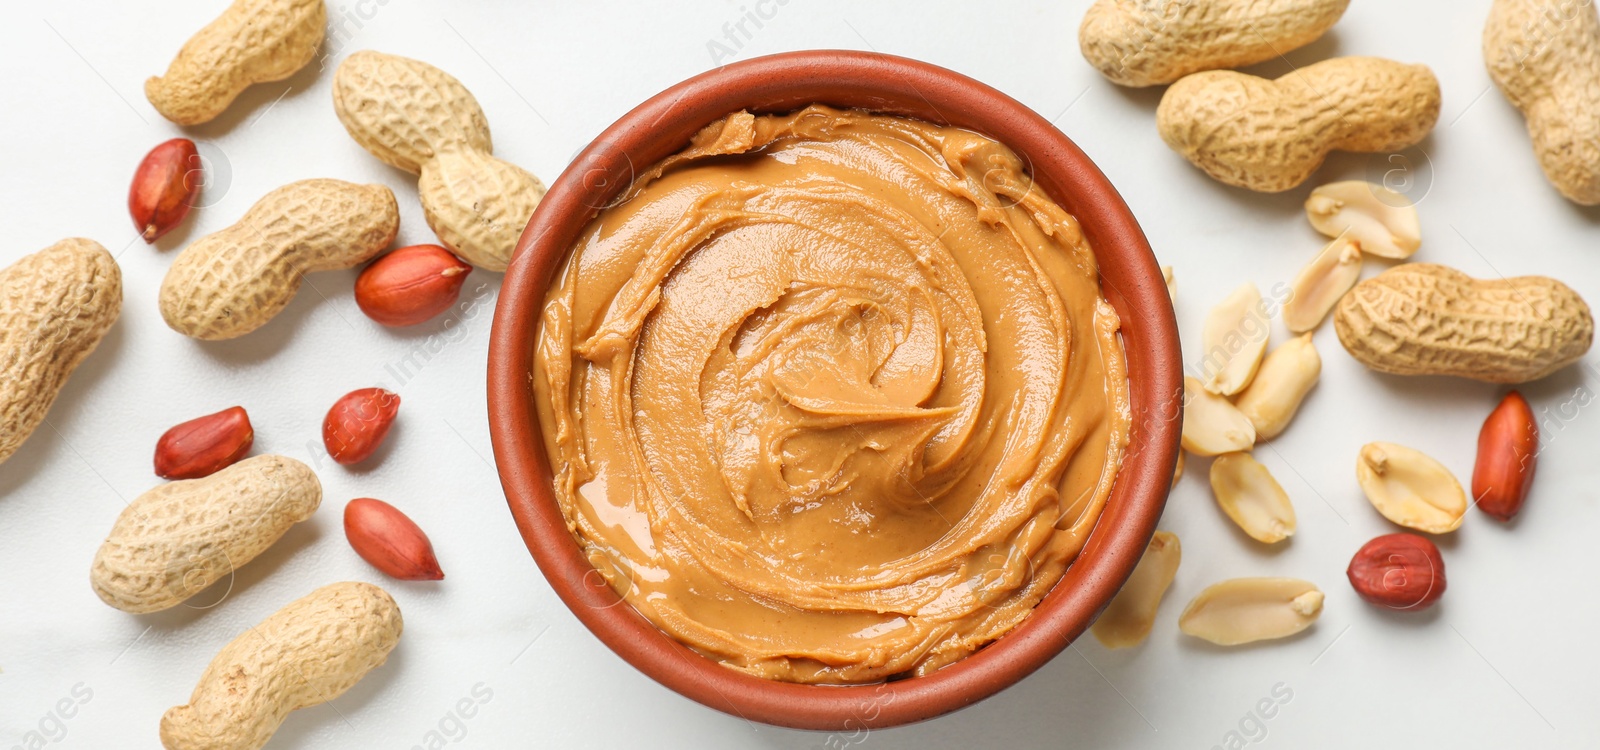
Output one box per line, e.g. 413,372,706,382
160,179,399,340
333,51,545,271
1335,264,1593,383
145,0,326,126
1080,0,1350,87
91,454,321,613
160,581,402,750
0,238,121,464
1485,0,1600,205
1157,57,1441,192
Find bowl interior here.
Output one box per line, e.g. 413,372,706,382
487,50,1181,730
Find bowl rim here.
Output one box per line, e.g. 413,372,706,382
487,49,1181,731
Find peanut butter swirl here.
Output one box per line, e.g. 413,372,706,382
534,106,1130,683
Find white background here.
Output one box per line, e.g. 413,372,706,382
2,1,1597,748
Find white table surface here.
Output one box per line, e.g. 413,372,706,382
4,1,1597,748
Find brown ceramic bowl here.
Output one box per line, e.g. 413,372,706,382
487,50,1181,730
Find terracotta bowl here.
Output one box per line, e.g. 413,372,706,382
487,50,1181,731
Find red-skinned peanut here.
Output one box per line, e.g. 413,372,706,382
130,138,202,243
344,498,443,580
323,388,400,465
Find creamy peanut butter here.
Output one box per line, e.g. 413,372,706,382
534,105,1130,684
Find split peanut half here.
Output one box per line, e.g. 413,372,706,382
1182,377,1257,456
1356,442,1468,533
1201,282,1269,395
1180,578,1324,646
1284,235,1363,333
1172,449,1186,489
1091,530,1181,649
1209,453,1297,544
1305,181,1421,259
1233,333,1321,440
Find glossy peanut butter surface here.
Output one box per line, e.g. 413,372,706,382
533,106,1130,683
